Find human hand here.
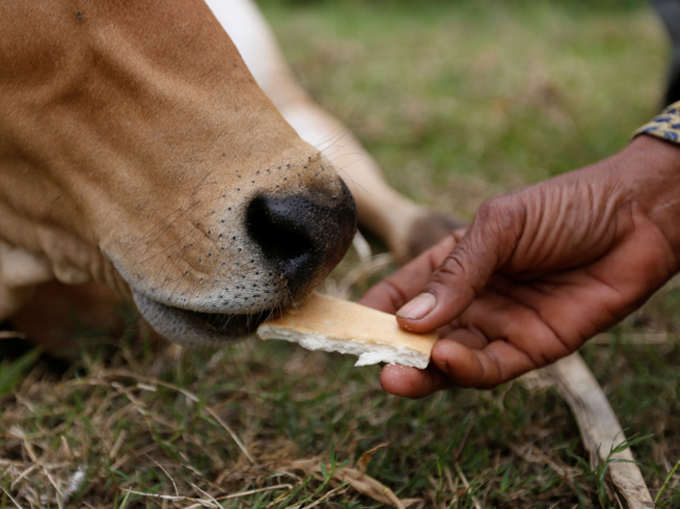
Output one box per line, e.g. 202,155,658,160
360,135,680,397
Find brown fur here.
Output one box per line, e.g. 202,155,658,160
0,0,356,346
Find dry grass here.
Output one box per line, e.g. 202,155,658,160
0,323,595,508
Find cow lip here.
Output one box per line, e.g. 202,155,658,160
132,291,281,344
190,307,278,335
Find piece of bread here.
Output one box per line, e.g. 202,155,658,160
256,293,437,369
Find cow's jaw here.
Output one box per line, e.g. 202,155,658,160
132,293,277,344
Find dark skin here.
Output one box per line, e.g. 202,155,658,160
359,135,680,398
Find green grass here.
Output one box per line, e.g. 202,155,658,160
3,0,680,507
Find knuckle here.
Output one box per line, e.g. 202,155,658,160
430,251,468,289
476,194,527,235
476,195,512,221
471,194,529,269
432,240,486,297
438,251,466,277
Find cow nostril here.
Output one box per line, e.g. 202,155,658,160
245,186,356,298
246,195,313,266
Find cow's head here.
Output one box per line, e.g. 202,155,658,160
0,0,356,344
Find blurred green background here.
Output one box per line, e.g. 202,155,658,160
260,0,666,220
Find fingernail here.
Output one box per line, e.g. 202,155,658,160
397,293,436,320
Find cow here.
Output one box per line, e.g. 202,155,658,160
0,0,456,349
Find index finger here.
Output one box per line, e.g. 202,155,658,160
432,337,538,389
359,233,458,313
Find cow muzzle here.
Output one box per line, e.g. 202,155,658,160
129,178,357,345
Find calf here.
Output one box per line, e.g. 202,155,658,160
0,0,356,345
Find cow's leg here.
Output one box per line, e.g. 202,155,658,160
207,0,462,262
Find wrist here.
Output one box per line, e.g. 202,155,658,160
617,135,680,268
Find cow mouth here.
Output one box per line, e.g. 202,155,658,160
193,308,276,335
132,292,282,345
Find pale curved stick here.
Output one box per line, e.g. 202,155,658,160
547,353,654,508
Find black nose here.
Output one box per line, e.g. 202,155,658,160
246,179,357,298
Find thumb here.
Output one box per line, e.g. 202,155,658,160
396,196,525,333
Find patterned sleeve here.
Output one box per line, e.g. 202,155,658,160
633,100,680,143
